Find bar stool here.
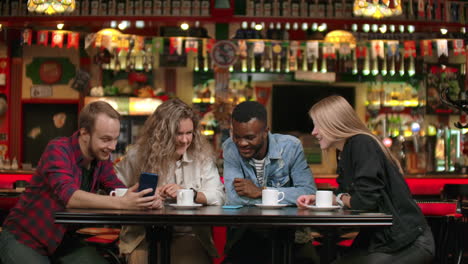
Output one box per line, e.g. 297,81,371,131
417,200,462,264
76,227,123,264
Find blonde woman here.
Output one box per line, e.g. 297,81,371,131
297,96,434,264
115,98,225,264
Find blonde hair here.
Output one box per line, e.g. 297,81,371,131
309,95,403,174
136,98,214,183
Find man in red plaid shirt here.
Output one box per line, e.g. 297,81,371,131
0,101,162,264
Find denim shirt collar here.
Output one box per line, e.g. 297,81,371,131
266,132,282,160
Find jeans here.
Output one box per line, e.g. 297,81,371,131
332,228,434,264
0,230,109,264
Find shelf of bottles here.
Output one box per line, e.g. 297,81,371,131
0,0,211,17
238,0,467,24
366,81,423,108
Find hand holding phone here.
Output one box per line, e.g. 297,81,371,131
138,172,159,197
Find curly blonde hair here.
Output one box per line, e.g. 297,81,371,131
136,98,214,183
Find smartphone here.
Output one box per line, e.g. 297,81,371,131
138,172,158,197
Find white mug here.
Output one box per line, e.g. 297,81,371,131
177,189,194,205
315,190,333,207
110,188,128,197
262,189,285,205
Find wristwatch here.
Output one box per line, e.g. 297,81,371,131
336,193,350,207
191,188,198,203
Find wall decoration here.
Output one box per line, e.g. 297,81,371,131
23,103,78,167
26,58,75,85
39,60,62,84
426,64,463,115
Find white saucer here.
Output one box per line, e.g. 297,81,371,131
169,203,203,209
306,205,341,211
255,204,288,209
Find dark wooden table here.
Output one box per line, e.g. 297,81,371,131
55,206,392,264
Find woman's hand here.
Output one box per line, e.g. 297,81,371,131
159,183,183,199
149,192,164,209
296,194,316,209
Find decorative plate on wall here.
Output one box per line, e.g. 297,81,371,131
39,61,63,84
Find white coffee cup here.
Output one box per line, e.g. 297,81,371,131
177,189,194,205
315,190,333,207
262,189,285,205
110,188,128,197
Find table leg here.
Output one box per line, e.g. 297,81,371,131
271,227,295,264
160,226,172,264
147,226,158,264
320,229,339,264
147,226,172,264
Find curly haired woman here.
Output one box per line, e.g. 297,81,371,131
115,98,225,264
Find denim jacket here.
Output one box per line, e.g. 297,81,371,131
223,132,316,205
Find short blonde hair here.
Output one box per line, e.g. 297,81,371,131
79,101,121,133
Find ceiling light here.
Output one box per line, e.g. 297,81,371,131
135,21,145,29
180,23,189,31
28,0,75,15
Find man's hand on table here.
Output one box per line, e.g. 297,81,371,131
233,178,262,199
296,194,316,209
120,184,163,210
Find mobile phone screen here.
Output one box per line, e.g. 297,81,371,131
138,172,158,197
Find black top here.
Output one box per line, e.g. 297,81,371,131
336,134,427,253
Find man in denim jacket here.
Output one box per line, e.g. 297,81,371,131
222,101,318,264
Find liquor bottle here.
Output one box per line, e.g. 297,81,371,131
317,0,325,17
126,0,134,15
262,42,273,72
117,0,126,15
192,0,201,15
153,0,162,15
308,0,316,18
407,0,414,19
326,0,333,17
244,75,254,101
82,0,90,15
10,0,18,16
281,0,291,17
172,0,181,15
417,0,424,20
272,0,280,16
162,0,171,15
134,0,143,15
200,0,210,16
255,0,263,16
100,0,108,15
426,0,433,20
434,0,441,20
291,0,299,17
90,0,100,15
74,0,81,15
181,0,191,16
263,0,272,16
300,0,307,17
143,0,153,15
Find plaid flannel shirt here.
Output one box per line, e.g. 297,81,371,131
3,131,124,255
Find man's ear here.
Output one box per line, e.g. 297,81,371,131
79,127,89,138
